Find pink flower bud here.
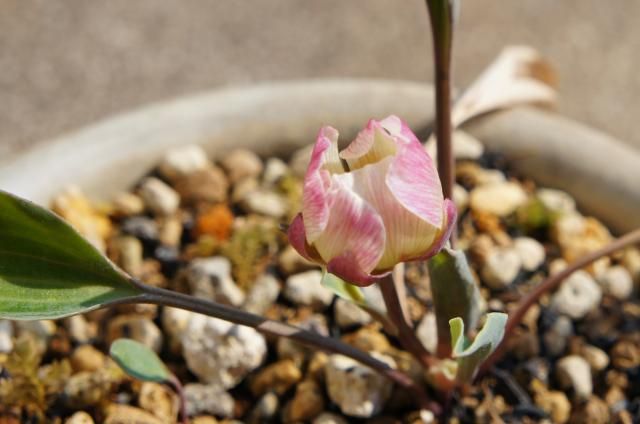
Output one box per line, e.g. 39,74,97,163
288,116,457,286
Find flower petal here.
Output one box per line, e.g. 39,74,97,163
386,122,444,229
336,158,441,271
287,213,324,264
311,177,386,276
416,198,458,261
340,119,397,170
327,254,390,287
302,126,344,242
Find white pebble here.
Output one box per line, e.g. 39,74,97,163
481,248,522,289
470,181,528,217
551,270,602,319
556,355,592,399
514,237,546,271
159,145,211,180
597,265,634,300
284,271,334,310
139,177,180,216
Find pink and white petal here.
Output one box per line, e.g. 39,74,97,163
379,115,421,144
339,158,441,271
327,254,390,287
287,213,324,264
386,129,444,229
415,198,458,261
302,126,344,242
340,119,397,170
311,176,386,275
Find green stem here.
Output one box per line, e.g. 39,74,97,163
425,0,455,244
479,227,640,375
129,279,438,412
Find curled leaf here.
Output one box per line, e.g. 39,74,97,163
450,312,508,382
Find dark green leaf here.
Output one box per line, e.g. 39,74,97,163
428,248,482,352
0,190,142,319
110,338,171,383
450,312,507,382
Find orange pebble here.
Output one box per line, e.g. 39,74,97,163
195,204,234,240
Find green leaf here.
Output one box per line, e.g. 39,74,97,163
0,190,142,320
321,272,366,304
110,338,171,383
450,312,508,382
428,248,482,353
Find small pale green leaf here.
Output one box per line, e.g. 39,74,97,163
110,338,171,383
450,312,508,382
428,248,482,351
0,190,142,319
321,272,365,304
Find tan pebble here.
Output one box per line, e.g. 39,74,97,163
191,418,219,424
112,236,143,277
159,216,183,247
570,396,609,424
534,389,571,424
158,145,211,181
138,177,180,216
107,315,163,353
111,192,145,216
221,149,264,183
470,181,528,217
250,359,302,396
104,404,163,424
138,382,178,424
65,411,95,424
581,344,609,372
287,379,325,422
174,166,228,204
70,344,106,373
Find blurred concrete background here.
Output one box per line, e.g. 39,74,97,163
1,0,639,156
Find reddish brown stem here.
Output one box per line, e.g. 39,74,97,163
479,227,640,375
380,273,435,369
425,1,455,216
167,375,189,424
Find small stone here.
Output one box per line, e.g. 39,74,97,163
513,237,546,271
52,186,112,251
174,167,229,204
16,320,56,353
457,162,506,187
162,306,192,353
112,236,143,277
111,192,145,216
556,355,592,399
553,214,612,273
186,257,245,306
65,367,120,408
158,145,211,181
537,188,576,215
597,266,633,300
287,379,325,422
610,339,640,369
65,314,98,344
470,181,528,217
246,392,279,424
221,149,264,183
241,189,288,218
159,216,183,247
551,270,602,319
139,177,180,216
138,382,178,423
0,320,13,353
342,326,391,354
313,412,348,424
104,404,163,424
70,344,106,373
121,216,159,243
65,411,95,424
534,389,571,424
334,298,372,329
107,315,163,353
416,312,437,354
230,177,259,203
263,157,289,185
622,248,640,282
278,245,317,274
481,247,522,289
243,274,281,315
543,315,573,357
570,396,610,424
182,315,266,388
284,270,334,310
191,418,219,424
581,345,609,372
325,353,395,417
250,359,302,396
183,383,235,418
195,204,234,240
453,184,469,212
